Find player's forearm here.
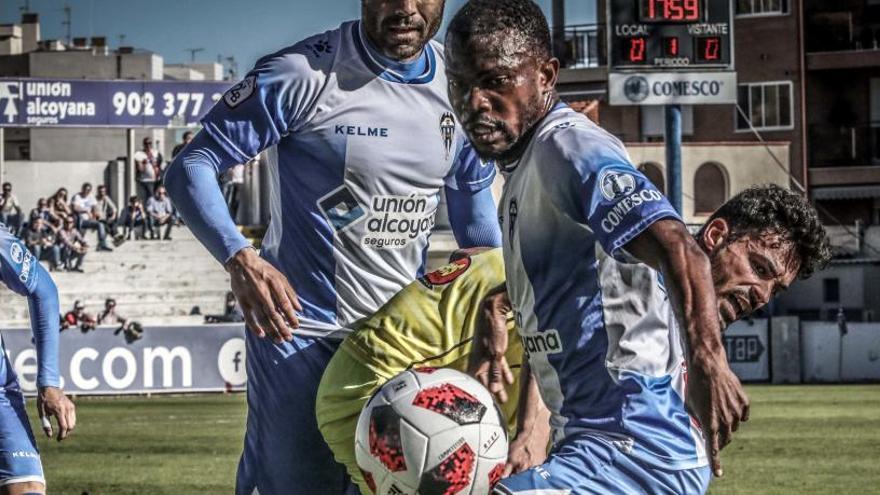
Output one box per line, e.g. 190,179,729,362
165,132,251,264
514,361,550,436
446,186,501,248
28,265,61,388
627,220,724,361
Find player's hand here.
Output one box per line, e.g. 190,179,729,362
37,386,76,442
686,353,750,478
468,288,514,403
502,428,549,477
226,246,302,343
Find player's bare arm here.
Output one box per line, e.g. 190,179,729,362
625,218,749,477
503,360,550,477
225,247,302,344
468,283,515,403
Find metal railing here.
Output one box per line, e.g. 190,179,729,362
808,122,880,166
807,12,880,52
555,24,605,69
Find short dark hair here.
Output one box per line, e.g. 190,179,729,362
447,0,552,60
701,184,831,279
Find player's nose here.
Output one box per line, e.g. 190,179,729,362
389,0,418,16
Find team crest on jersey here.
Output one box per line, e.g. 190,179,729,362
439,112,455,159
419,257,471,288
318,185,366,232
223,75,256,109
599,170,636,202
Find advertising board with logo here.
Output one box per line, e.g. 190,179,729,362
0,78,230,128
1,325,247,395
608,71,737,105
724,319,769,382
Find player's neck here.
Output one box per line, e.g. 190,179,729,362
359,23,430,82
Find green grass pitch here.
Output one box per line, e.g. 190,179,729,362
28,385,880,494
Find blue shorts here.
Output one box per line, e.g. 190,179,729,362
235,333,357,495
495,435,710,495
0,353,44,488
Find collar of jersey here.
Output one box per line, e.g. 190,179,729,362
500,102,571,174
353,21,436,85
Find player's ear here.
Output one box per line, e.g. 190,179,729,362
700,217,730,255
538,57,559,94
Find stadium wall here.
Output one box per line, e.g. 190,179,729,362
4,159,117,209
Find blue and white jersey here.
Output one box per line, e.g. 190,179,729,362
199,21,495,337
499,105,707,470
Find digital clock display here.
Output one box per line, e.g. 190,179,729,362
641,0,702,22
609,0,732,70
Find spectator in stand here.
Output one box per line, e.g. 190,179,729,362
146,185,176,240
50,187,72,225
71,182,113,252
62,300,96,332
223,163,246,222
204,291,245,323
56,216,88,272
99,298,143,343
23,217,61,271
172,131,194,159
0,182,22,233
134,137,163,202
94,184,121,242
29,197,61,232
119,195,147,240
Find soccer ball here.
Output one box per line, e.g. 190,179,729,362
355,367,509,495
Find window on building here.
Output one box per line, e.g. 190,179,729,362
638,162,666,195
736,82,793,131
824,278,840,304
736,0,788,16
693,162,728,215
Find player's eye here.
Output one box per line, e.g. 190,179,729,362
487,76,509,88
751,260,768,278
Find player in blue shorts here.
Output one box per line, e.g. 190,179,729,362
444,1,831,493
0,227,76,495
165,1,501,494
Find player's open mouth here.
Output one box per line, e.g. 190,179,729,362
468,124,503,145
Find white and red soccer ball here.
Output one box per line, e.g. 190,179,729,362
355,368,509,495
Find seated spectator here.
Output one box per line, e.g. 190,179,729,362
119,195,147,240
23,217,61,271
0,182,22,233
61,300,97,333
171,131,194,160
50,187,72,225
99,298,143,343
204,291,245,323
29,197,61,233
71,182,113,252
94,184,121,242
56,216,88,272
146,186,176,240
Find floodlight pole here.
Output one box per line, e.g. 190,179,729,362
664,104,683,214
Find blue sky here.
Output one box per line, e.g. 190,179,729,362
0,0,596,73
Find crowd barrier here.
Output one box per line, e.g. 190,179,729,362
2,325,246,395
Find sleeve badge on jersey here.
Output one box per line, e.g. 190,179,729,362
599,170,636,202
223,75,256,109
420,257,472,288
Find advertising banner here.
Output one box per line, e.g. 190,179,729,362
0,78,230,128
1,325,246,395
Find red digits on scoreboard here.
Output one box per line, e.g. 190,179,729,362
630,38,646,62
665,37,679,56
647,0,700,21
704,37,720,60
684,0,699,21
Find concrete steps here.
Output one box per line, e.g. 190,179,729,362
0,228,462,327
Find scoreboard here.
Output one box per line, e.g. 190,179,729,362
608,0,734,71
